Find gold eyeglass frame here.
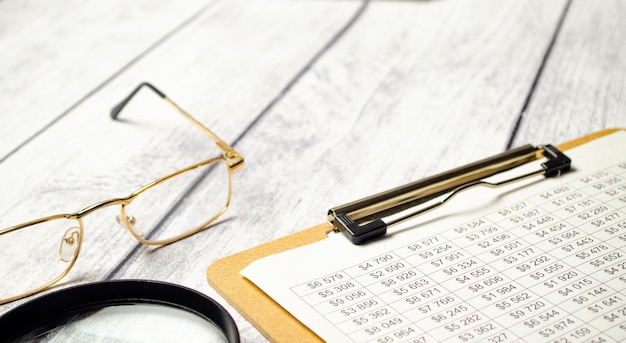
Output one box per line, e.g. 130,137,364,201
0,82,244,305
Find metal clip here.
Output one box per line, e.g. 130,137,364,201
329,145,571,244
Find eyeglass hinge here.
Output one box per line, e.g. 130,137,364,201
226,152,245,172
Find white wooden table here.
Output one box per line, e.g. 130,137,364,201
0,0,624,341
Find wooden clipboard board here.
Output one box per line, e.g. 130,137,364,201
206,128,624,342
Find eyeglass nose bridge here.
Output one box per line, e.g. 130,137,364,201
76,196,138,235
76,197,131,218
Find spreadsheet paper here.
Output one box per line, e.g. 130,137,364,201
242,131,626,343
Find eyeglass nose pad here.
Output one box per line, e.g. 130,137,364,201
59,227,81,263
116,214,144,237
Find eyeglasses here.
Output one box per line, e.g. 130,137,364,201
0,82,244,305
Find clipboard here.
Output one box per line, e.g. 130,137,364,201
206,128,624,342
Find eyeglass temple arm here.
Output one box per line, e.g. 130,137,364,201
110,82,244,171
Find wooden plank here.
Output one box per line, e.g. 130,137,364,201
108,1,568,341
223,0,568,240
511,0,626,146
0,1,365,342
5,0,606,341
0,0,210,160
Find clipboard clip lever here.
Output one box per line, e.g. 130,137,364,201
328,144,571,244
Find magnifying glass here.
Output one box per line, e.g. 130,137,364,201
0,280,239,342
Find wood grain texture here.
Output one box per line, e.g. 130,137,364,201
226,0,568,241
512,0,626,146
0,0,210,160
2,0,621,342
0,1,365,342
112,0,567,341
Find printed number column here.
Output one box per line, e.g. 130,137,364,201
343,252,432,343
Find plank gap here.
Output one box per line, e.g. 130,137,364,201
229,0,370,149
103,0,370,281
0,0,219,165
506,0,572,149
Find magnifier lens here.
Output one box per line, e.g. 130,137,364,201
16,304,227,343
0,280,239,343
